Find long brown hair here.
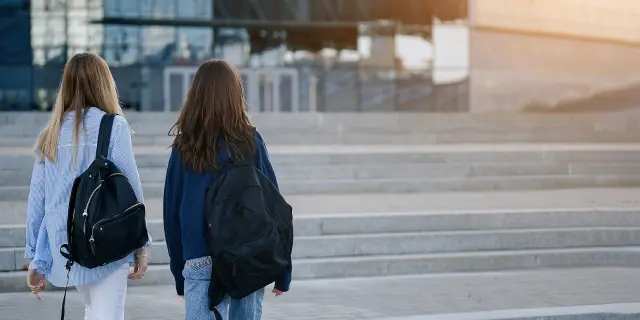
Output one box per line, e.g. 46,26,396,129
169,59,255,173
35,52,123,164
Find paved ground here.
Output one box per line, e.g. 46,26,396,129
2,188,640,224
2,268,640,320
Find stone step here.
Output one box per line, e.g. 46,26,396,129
3,246,640,292
4,144,640,170
2,112,636,145
4,209,640,248
293,246,640,279
0,112,634,133
140,163,640,183
414,304,640,320
4,226,640,272
0,163,568,186
4,131,640,147
9,162,640,186
4,188,640,224
4,175,640,200
1,122,608,137
2,110,640,145
0,116,604,136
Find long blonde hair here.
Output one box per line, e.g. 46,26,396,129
35,52,124,164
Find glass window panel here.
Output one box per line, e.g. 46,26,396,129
30,0,46,11
139,0,175,18
104,0,140,17
104,0,120,15
103,26,141,65
176,0,212,19
141,26,176,62
176,27,213,62
31,13,67,47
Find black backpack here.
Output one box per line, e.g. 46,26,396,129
60,114,148,269
205,154,293,319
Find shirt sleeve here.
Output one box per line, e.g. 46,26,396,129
109,116,152,248
28,223,52,275
163,148,186,296
24,154,45,260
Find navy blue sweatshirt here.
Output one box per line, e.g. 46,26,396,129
163,131,292,296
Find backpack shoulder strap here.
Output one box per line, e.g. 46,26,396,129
96,114,116,159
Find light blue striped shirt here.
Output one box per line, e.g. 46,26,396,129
25,107,151,287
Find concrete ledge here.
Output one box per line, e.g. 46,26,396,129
4,209,640,247
3,176,640,200
4,227,640,271
0,162,583,186
5,144,640,167
292,247,640,279
5,162,640,186
1,111,637,129
381,303,640,320
4,132,640,146
3,247,640,292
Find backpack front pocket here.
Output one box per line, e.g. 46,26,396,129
90,203,148,265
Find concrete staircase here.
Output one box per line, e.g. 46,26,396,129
2,112,640,144
3,207,640,292
1,112,640,293
3,144,640,199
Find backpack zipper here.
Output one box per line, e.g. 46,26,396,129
89,202,144,255
82,173,125,234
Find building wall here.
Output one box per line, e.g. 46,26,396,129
470,0,640,43
468,0,640,112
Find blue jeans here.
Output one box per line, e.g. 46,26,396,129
183,256,265,320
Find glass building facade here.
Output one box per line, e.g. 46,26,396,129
8,0,219,111
2,0,304,111
0,0,32,110
1,0,469,112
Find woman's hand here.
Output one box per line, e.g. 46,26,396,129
129,249,148,280
272,288,285,297
26,269,46,300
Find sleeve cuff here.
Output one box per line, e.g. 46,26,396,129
28,259,50,275
24,251,35,260
143,233,153,248
274,269,292,292
176,278,185,296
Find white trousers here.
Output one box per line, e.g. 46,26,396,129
76,265,129,320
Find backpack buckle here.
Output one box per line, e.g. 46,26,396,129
65,260,73,271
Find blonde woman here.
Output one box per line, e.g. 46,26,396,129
24,52,150,319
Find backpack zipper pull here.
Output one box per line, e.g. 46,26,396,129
82,211,88,234
232,263,237,276
89,235,96,255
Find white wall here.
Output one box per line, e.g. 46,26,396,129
469,29,640,112
468,0,640,112
432,22,470,85
469,0,640,43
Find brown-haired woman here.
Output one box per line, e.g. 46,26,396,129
163,59,290,319
24,52,150,319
